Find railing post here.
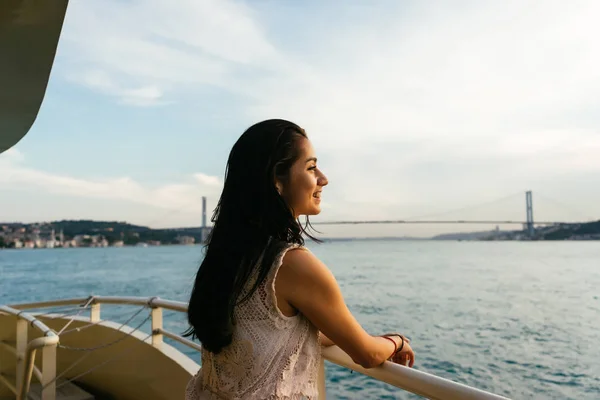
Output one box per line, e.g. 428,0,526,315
151,307,163,348
15,318,27,392
317,357,326,399
41,343,57,400
90,302,100,322
19,348,37,400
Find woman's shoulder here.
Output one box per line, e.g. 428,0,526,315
281,243,314,264
279,245,333,284
276,244,341,321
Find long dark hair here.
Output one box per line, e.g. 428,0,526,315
183,119,320,353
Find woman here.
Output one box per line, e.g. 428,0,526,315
184,119,415,399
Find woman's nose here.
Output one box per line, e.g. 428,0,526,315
318,171,328,187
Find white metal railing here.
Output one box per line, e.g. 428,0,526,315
6,295,511,400
0,305,59,400
321,346,510,400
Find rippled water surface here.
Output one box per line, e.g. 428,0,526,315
1,240,599,399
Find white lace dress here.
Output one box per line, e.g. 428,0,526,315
185,244,321,399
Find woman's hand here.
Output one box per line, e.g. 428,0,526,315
390,337,415,368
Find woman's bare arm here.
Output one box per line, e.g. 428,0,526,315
275,248,403,368
319,331,335,347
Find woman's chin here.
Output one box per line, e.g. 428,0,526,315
296,204,322,217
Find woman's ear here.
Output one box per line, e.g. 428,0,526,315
274,178,283,195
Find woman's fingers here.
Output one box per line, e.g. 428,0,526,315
394,351,415,368
393,353,408,366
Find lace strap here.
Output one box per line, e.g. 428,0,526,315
265,243,303,322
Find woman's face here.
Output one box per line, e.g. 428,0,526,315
278,137,328,218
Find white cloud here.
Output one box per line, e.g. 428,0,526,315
0,148,25,164
71,69,167,106
58,0,287,106
193,173,221,187
0,150,223,216
58,0,600,145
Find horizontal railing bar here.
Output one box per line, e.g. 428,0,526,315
9,297,91,311
0,373,17,395
157,328,202,352
147,298,188,312
0,340,18,357
10,296,189,313
322,346,510,400
0,306,58,336
90,296,188,312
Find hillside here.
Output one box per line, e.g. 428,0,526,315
430,220,600,241
539,220,600,240
431,229,503,240
49,219,152,235
0,220,210,247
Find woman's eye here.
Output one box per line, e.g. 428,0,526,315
308,165,317,171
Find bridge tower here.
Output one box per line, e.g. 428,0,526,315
525,190,534,237
200,196,210,244
202,196,207,228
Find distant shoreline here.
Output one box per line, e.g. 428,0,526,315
2,236,599,251
2,219,599,250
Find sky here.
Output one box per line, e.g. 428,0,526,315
1,0,600,238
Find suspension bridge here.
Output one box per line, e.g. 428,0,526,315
308,191,594,238
159,190,593,240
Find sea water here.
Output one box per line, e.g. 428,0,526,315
1,240,599,399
